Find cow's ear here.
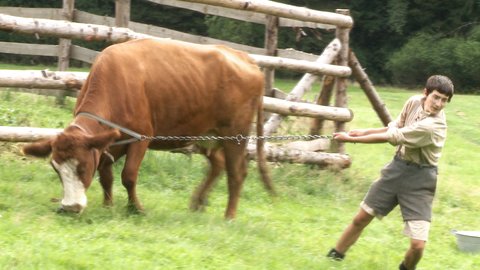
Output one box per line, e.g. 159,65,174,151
87,129,121,150
22,139,53,158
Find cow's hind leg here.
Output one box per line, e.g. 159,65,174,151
223,140,248,219
121,142,149,213
190,147,225,212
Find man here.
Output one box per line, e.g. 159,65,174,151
327,75,454,270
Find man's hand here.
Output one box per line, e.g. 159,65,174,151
333,132,353,142
347,129,368,137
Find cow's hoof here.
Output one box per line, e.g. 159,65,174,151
103,201,114,208
189,198,208,212
126,204,145,215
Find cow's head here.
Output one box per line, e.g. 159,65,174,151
22,129,120,213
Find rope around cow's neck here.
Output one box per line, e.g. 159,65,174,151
76,111,332,145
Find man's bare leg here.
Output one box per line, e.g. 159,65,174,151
328,208,374,259
400,238,425,270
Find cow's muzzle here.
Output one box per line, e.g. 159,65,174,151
58,203,85,214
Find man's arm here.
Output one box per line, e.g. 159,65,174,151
347,127,388,137
333,127,389,144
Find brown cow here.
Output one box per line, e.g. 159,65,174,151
22,38,273,219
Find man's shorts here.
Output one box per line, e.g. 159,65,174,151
361,155,438,240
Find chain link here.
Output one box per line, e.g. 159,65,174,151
142,134,333,145
77,112,334,146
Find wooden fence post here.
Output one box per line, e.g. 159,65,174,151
115,0,131,28
263,15,278,97
57,0,75,71
56,0,75,105
333,9,351,153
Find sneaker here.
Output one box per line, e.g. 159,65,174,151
399,262,415,270
326,248,345,261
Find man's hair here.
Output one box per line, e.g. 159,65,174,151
425,75,454,102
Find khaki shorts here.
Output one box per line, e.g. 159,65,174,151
363,156,437,222
361,201,431,241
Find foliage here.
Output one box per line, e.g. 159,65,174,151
387,29,480,91
130,1,207,36
205,16,264,48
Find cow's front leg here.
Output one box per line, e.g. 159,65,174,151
98,158,115,207
121,142,148,213
190,147,225,212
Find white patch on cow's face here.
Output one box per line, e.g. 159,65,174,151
52,159,87,212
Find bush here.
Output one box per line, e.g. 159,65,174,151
387,31,480,92
452,40,480,91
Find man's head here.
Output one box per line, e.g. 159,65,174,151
425,75,454,102
423,75,454,115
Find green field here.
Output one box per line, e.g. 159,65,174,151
0,79,479,269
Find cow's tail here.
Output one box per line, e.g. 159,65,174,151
256,95,276,195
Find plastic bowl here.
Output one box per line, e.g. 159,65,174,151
451,230,480,253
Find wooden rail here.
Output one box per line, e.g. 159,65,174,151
0,13,351,77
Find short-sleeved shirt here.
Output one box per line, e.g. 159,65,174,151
386,95,447,166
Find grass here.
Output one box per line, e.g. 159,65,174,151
0,77,479,269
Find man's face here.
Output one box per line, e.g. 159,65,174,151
424,89,449,115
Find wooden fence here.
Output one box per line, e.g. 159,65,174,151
0,0,392,167
0,1,347,65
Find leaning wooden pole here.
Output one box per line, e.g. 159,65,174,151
0,13,351,77
348,50,392,126
309,74,336,135
263,38,342,136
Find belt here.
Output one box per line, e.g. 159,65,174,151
394,155,436,168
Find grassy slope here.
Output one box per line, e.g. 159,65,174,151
0,80,479,269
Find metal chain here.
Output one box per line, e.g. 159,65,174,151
140,134,333,145
76,112,334,146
